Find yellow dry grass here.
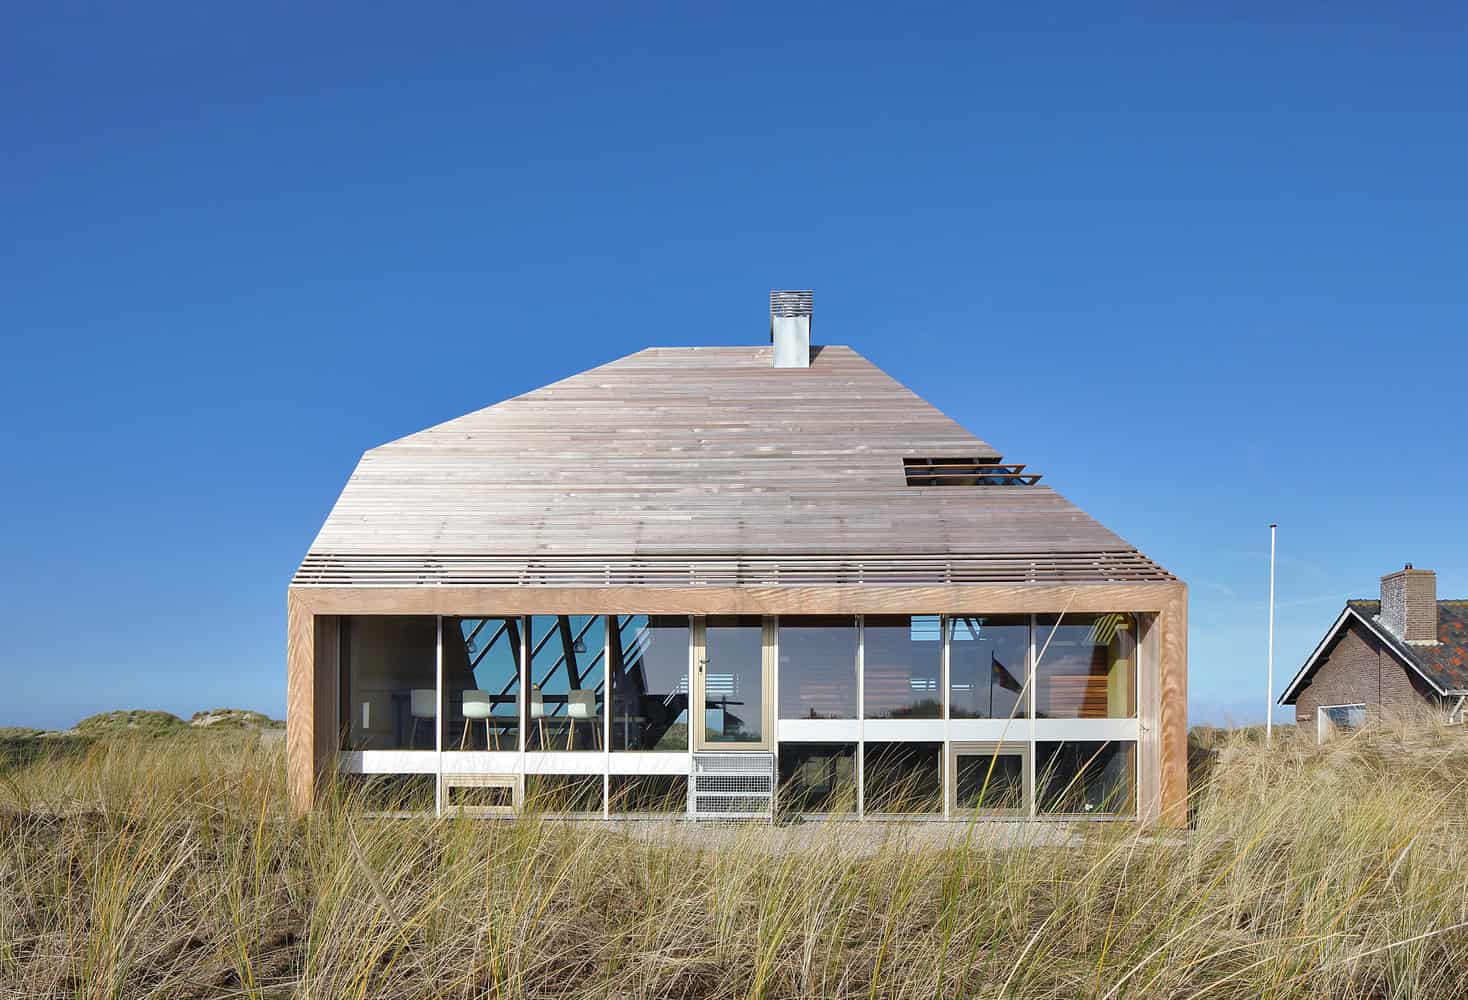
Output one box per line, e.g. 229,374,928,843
3,720,1468,999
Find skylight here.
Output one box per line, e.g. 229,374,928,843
903,457,1042,487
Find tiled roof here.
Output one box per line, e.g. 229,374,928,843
1345,599,1468,692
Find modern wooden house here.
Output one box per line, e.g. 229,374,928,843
287,292,1187,824
1279,565,1468,739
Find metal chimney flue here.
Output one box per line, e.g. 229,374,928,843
770,290,812,368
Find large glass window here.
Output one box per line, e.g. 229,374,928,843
527,615,606,751
1036,741,1136,815
1318,703,1366,741
863,742,942,814
338,773,435,813
948,615,1029,719
951,743,1029,815
610,616,690,751
701,616,766,745
778,616,858,719
339,616,437,750
608,775,687,814
862,615,942,719
1034,614,1137,719
525,774,603,814
778,743,857,815
444,617,523,750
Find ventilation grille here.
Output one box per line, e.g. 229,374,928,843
904,457,1042,487
770,289,813,317
691,753,774,820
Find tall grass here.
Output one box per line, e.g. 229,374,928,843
3,722,1468,998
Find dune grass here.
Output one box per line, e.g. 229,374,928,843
3,722,1468,998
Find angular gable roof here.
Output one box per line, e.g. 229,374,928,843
294,346,1174,586
1279,599,1468,703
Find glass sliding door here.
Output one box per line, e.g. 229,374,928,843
695,616,771,749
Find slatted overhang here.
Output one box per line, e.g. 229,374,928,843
292,550,1176,587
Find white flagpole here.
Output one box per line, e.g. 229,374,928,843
1266,523,1277,743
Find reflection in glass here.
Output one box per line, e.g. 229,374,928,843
610,616,690,751
525,774,603,813
948,616,1029,719
702,616,765,744
339,616,437,750
778,617,858,720
863,742,942,814
608,775,687,813
1036,741,1136,815
954,748,1027,814
338,773,435,813
444,617,523,750
862,616,942,719
527,615,606,750
1034,614,1137,718
778,743,856,814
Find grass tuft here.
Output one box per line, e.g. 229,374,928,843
3,721,1468,997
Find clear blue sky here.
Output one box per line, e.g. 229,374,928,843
3,4,1465,729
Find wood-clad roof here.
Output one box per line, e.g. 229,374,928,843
297,346,1173,584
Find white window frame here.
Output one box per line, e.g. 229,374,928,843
1317,702,1367,741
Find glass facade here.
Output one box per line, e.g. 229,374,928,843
339,616,437,750
1034,614,1137,719
608,775,687,813
953,747,1027,814
527,615,606,751
610,615,690,751
777,616,858,719
864,742,943,814
862,615,942,719
1036,741,1136,815
525,774,603,813
444,617,523,750
948,615,1029,719
338,612,1143,820
778,743,857,814
701,616,766,744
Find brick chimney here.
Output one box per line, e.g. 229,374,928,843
1380,564,1438,643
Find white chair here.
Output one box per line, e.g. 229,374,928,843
409,688,436,748
567,690,599,749
529,686,547,749
461,690,495,750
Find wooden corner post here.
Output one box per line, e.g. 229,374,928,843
286,591,316,818
1157,584,1189,828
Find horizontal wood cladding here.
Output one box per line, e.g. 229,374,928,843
302,346,1152,562
288,581,1186,616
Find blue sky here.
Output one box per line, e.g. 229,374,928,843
3,3,1465,729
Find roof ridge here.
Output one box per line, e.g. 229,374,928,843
1347,598,1468,605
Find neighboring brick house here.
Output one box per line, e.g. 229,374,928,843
1279,566,1468,739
